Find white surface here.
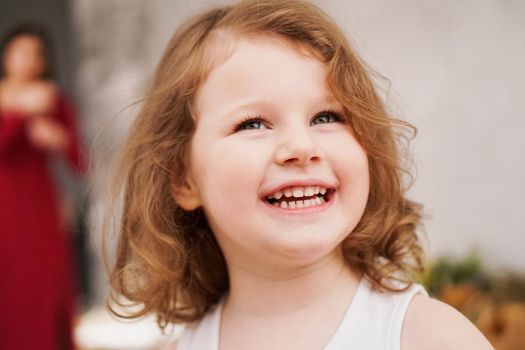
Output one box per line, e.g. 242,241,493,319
74,307,180,350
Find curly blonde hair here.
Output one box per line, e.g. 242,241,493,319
108,0,425,329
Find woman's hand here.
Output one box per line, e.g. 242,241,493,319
16,81,57,115
1,81,69,152
0,80,56,116
27,115,69,152
15,82,69,152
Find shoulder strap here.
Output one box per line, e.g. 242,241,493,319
177,301,223,350
325,280,428,350
387,284,428,350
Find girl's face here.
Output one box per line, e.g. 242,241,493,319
3,35,45,81
180,35,369,269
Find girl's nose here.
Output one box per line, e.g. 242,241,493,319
274,127,321,167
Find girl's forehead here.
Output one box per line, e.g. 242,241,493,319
194,31,341,120
203,30,323,77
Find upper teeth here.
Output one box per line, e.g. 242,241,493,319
267,186,327,200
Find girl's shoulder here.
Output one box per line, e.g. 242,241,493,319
402,294,494,350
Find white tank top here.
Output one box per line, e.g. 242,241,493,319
173,278,427,350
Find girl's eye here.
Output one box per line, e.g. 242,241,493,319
233,116,267,132
311,111,344,125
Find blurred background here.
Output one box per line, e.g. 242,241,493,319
1,0,524,349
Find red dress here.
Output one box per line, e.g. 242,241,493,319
0,94,85,349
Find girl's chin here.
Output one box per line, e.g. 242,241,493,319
262,236,344,265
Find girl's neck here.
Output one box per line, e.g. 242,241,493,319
223,248,361,317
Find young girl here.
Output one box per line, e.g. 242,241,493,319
108,1,494,349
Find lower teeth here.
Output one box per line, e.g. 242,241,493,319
272,196,326,209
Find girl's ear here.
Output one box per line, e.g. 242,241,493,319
171,175,202,211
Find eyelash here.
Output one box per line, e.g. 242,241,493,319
312,109,344,125
233,115,266,132
233,110,345,132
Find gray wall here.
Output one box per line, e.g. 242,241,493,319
71,0,525,302
323,0,525,271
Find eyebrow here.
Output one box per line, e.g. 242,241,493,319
218,100,267,121
218,95,343,121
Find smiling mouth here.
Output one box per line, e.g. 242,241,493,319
265,185,335,209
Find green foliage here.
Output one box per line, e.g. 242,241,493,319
420,253,491,296
418,252,525,302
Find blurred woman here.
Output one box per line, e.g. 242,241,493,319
0,23,85,349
